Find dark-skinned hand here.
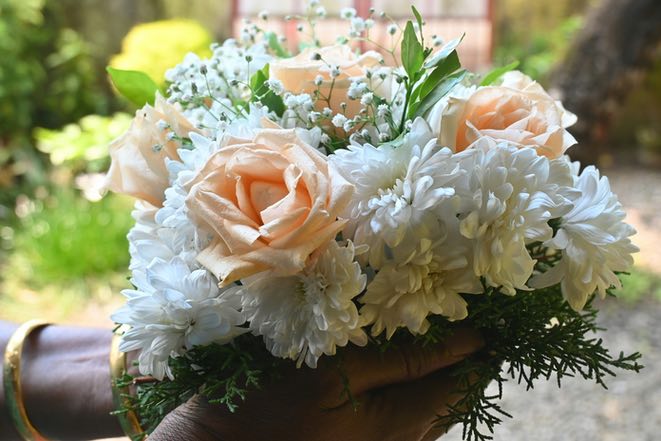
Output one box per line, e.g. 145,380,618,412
149,328,483,441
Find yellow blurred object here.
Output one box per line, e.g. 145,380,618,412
110,19,212,86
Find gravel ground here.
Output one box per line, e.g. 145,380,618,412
443,297,661,441
607,167,661,272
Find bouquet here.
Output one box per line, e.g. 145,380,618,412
105,3,642,439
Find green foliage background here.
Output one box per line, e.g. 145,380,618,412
0,0,110,209
493,0,594,83
0,3,224,323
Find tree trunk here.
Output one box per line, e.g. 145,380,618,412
550,0,661,160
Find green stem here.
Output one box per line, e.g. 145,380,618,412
399,78,412,133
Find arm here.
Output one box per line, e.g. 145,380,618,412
2,320,483,441
0,321,124,440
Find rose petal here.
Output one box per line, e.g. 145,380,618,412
105,96,201,205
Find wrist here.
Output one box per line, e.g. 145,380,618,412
20,325,123,440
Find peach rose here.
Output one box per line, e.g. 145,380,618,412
185,125,353,286
105,95,201,206
270,45,389,118
432,71,577,158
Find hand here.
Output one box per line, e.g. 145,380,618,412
149,328,484,441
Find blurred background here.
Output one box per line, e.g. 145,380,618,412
0,0,659,439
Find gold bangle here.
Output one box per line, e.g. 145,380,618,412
109,333,144,440
2,320,51,441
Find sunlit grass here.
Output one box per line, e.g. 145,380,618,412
614,268,661,303
8,190,133,285
0,272,128,325
0,189,134,323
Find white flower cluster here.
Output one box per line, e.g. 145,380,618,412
165,40,272,131
107,7,637,380
530,165,638,309
112,104,279,379
241,240,367,368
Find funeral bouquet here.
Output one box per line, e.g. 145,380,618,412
105,3,642,439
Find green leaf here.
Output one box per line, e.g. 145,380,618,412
407,51,461,119
413,69,467,119
419,51,461,100
249,64,268,91
261,94,285,117
401,21,424,79
411,6,423,32
106,67,158,107
265,32,290,58
249,64,285,117
423,34,464,69
411,6,426,49
480,61,520,86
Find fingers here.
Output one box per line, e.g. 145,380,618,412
148,396,218,441
418,371,482,441
364,366,467,441
421,416,459,441
349,367,462,441
420,428,448,441
321,328,483,407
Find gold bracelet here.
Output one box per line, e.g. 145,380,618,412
2,320,51,441
109,333,144,440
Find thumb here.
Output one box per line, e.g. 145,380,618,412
148,395,218,441
321,328,484,407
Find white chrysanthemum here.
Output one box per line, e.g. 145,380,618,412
240,241,367,368
112,257,245,379
127,165,206,272
330,118,462,267
457,141,575,294
530,165,638,310
127,201,175,272
361,229,481,339
156,184,207,263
